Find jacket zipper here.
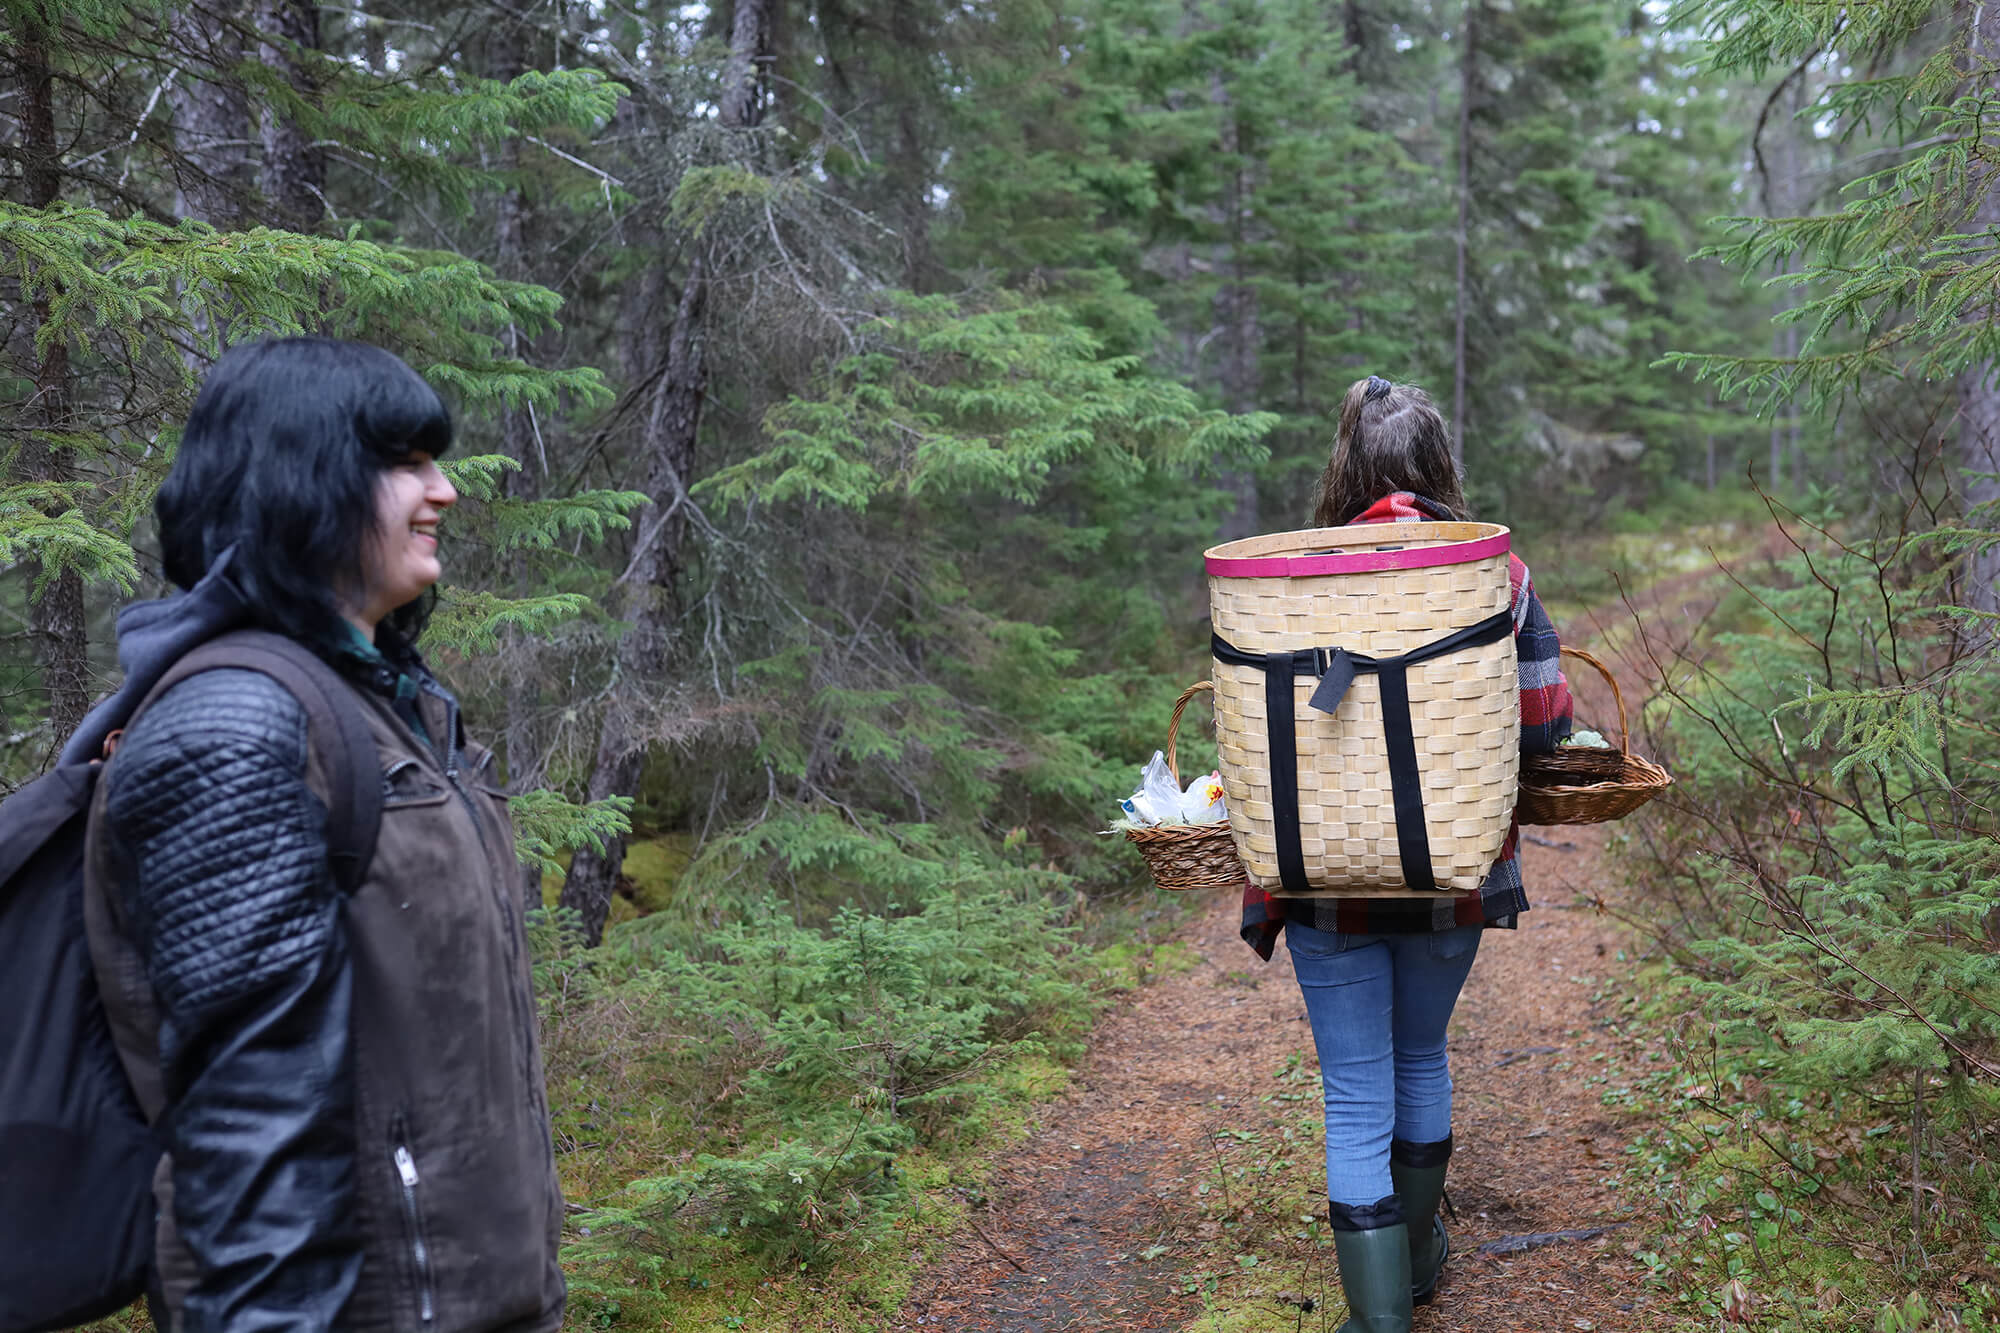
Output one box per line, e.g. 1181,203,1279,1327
393,1143,436,1324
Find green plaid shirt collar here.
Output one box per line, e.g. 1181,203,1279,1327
331,623,432,750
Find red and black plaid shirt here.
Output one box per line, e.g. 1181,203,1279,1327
1239,493,1573,958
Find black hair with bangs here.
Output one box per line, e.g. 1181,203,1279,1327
157,336,453,645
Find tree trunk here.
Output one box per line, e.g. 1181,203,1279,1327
1762,76,1805,495
558,269,708,945
167,6,251,225
1776,290,1792,492
17,27,92,748
256,0,326,232
559,0,768,944
1958,0,2000,617
488,10,551,913
880,0,933,289
502,365,547,915
1294,253,1310,417
1451,0,1476,471
719,0,772,131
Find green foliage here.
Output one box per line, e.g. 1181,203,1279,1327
1617,0,2000,1311
675,283,1273,921
537,819,1122,1295
0,205,612,406
511,791,635,877
702,291,1274,511
1622,1037,2000,1330
1663,0,2000,412
1686,823,2000,1088
1615,510,2000,1324
666,165,799,237
426,589,594,655
579,1125,912,1270
0,482,138,594
254,66,626,216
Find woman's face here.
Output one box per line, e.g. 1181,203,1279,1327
353,452,457,632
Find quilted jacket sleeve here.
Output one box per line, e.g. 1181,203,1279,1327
103,668,361,1333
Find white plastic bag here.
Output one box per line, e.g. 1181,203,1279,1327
1124,750,1184,825
1178,771,1225,824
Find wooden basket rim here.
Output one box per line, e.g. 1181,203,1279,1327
1521,749,1673,796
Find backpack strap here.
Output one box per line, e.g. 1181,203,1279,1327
129,630,383,895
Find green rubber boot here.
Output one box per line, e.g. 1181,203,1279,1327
1391,1137,1453,1305
1328,1198,1414,1333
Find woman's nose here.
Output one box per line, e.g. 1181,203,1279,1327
425,461,458,509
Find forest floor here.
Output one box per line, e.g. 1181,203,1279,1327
896,827,1659,1333
893,529,1778,1333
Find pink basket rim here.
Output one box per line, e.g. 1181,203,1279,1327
1206,528,1511,578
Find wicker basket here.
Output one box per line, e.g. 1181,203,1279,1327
1207,523,1520,897
1517,647,1674,825
1122,682,1247,892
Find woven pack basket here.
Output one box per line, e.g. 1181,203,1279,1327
1517,647,1674,825
1207,523,1519,897
1122,682,1248,892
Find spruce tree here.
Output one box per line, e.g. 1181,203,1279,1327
0,0,639,891
1449,0,1621,485
1665,0,2000,605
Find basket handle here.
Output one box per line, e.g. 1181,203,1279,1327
1165,681,1214,784
1559,646,1630,754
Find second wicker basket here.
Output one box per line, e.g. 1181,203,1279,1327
1517,647,1674,825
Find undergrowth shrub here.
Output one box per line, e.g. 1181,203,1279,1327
579,1126,911,1271
1614,498,2000,1328
530,811,1125,1306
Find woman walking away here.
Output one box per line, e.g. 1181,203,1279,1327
1239,377,1573,1333
82,338,565,1333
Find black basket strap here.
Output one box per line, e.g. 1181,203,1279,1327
1263,648,1308,892
1212,610,1514,893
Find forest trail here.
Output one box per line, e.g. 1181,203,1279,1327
899,829,1654,1333
898,542,1758,1332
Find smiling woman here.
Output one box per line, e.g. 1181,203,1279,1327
349,453,458,639
81,337,566,1333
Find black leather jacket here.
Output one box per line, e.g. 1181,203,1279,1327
85,654,563,1333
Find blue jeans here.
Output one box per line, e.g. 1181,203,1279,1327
1286,921,1482,1206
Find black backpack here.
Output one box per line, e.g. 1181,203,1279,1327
0,631,382,1333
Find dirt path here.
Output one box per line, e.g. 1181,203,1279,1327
900,826,1657,1333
